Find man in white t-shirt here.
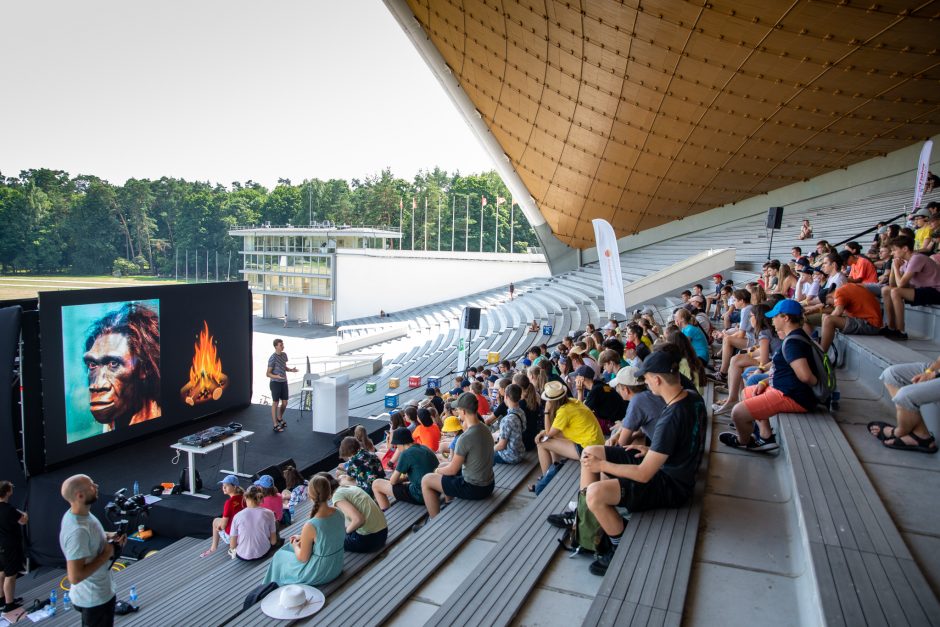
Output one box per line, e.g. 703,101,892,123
59,475,124,626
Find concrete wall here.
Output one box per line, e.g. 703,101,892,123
334,249,550,322
583,135,940,263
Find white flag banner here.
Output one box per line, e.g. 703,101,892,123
592,219,627,318
913,140,933,209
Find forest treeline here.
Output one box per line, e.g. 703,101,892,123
0,167,536,276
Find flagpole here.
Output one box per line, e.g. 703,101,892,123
437,193,441,251
479,196,484,253
398,196,403,251
423,196,428,251
411,198,415,250
465,196,469,251
451,195,455,252
510,197,514,253
494,201,498,253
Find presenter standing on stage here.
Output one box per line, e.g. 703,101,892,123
267,339,298,433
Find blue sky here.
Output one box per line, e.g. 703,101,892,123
0,1,494,186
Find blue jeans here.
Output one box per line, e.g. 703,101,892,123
742,366,770,386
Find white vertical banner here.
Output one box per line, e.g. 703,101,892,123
592,219,627,318
913,140,933,210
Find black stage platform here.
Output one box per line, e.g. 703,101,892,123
27,404,388,566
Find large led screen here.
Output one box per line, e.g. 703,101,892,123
40,282,251,465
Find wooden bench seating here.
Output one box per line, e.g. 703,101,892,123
778,411,940,626
424,461,580,627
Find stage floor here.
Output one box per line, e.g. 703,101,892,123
28,404,387,566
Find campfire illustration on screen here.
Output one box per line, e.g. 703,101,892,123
180,321,229,406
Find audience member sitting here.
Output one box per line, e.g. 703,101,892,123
663,328,707,394
673,308,710,366
529,319,540,332
912,209,933,252
253,475,284,524
373,428,440,509
867,355,939,454
0,481,27,612
881,235,940,339
337,437,385,497
200,475,245,558
576,364,627,435
576,350,707,575
720,299,818,453
419,393,495,525
412,408,441,452
703,274,724,317
841,248,878,285
774,264,798,298
229,486,278,561
439,415,463,458
818,284,883,351
713,304,779,416
470,380,492,416
799,219,813,240
316,473,388,553
281,466,308,525
803,253,845,327
532,381,604,494
712,289,753,382
513,373,542,450
354,425,376,453
263,475,344,587
494,384,527,464
381,411,407,470
605,366,666,447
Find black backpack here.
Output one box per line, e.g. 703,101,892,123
243,582,279,611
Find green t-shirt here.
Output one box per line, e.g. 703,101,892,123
396,444,440,502
332,486,387,535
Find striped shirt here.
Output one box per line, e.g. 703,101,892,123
268,352,288,379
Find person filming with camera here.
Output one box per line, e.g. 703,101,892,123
59,474,125,627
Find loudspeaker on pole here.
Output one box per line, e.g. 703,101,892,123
766,206,784,230
463,307,481,330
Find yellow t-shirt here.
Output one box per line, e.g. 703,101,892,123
552,400,604,448
915,225,932,251
640,335,653,350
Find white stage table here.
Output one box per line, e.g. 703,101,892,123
169,430,253,499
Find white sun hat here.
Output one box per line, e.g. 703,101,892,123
260,584,325,620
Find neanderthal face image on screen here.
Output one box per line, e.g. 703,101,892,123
62,300,161,443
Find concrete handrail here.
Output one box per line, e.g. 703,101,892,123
622,248,736,311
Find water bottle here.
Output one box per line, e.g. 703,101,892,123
62,591,71,612
830,390,841,411
133,480,140,496
48,589,57,615
129,584,138,604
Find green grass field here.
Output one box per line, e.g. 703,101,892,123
0,275,182,300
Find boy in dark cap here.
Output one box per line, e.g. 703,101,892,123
371,428,439,510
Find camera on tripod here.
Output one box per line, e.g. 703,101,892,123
104,488,149,537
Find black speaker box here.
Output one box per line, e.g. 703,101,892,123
464,307,481,330
767,206,784,230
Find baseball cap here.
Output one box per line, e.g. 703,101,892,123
712,273,723,280
614,366,641,387
390,427,413,446
218,474,239,487
635,351,679,377
912,208,929,218
541,380,569,402
460,379,471,388
797,264,814,274
253,475,275,489
765,298,803,318
442,416,462,433
455,392,478,413
574,365,595,380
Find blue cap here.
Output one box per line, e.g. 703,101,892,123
765,299,803,318
218,474,239,487
574,365,595,380
253,475,274,489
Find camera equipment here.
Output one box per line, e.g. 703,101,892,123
104,488,151,565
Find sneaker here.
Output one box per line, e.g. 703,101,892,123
411,514,429,533
589,547,616,576
719,431,779,452
546,511,574,529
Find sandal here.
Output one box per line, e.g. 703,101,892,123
882,432,938,454
712,403,733,417
867,421,893,441
527,480,541,493
273,424,284,433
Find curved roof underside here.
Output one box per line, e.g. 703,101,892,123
402,0,940,248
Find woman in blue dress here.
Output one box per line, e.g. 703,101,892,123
263,475,344,586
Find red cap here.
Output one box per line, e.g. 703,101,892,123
712,273,723,280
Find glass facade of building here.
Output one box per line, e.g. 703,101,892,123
238,235,335,300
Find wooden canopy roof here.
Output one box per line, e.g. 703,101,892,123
403,0,940,248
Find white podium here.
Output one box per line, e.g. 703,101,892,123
312,375,349,434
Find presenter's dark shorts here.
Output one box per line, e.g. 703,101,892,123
441,475,494,500
603,446,690,512
392,482,424,505
270,380,289,403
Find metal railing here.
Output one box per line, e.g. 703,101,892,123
831,211,907,248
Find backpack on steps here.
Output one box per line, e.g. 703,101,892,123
558,488,611,555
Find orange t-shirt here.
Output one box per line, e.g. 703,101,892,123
848,257,878,284
834,284,882,328
413,423,441,452
474,393,491,416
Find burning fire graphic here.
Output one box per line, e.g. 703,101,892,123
180,321,229,405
